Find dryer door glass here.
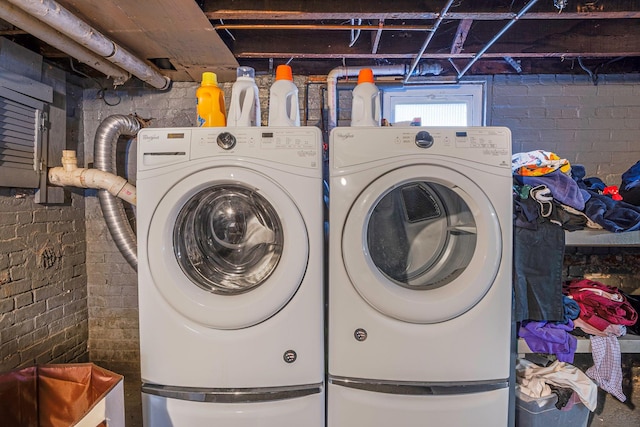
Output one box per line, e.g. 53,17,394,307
341,164,502,323
367,181,475,289
173,185,284,294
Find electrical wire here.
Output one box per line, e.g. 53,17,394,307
349,19,362,47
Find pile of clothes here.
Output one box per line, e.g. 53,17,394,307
513,150,640,233
512,150,640,406
516,358,598,412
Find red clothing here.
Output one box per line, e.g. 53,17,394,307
564,279,638,331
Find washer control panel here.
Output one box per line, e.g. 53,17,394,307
138,127,322,170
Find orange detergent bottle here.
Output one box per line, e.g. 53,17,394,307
350,68,381,127
196,72,226,127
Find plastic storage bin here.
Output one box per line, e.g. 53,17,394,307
516,390,589,427
0,363,124,427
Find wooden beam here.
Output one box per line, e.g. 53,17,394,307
206,11,640,21
215,23,433,31
236,52,640,59
451,19,473,54
204,0,640,20
207,10,439,20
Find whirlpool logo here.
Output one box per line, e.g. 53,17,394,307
334,131,354,142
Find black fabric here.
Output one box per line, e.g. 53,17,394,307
548,384,575,410
621,291,640,335
513,190,541,230
619,186,640,206
513,220,566,322
557,208,588,231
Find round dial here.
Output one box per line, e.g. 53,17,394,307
217,132,237,149
415,131,434,149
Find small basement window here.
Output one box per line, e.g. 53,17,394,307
382,83,485,126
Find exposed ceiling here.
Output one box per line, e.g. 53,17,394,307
1,0,640,85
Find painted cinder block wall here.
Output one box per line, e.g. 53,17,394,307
492,74,640,185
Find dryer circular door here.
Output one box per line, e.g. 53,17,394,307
342,164,502,324
146,167,308,329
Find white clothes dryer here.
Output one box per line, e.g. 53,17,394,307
136,127,324,426
328,127,513,427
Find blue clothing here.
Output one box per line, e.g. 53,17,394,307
620,160,640,191
584,190,640,232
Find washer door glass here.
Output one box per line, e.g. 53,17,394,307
174,185,283,295
342,165,502,324
147,167,308,329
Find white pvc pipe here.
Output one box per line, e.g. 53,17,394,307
6,0,170,90
48,150,137,205
0,2,130,85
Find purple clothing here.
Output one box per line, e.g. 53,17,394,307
516,169,586,211
519,320,578,363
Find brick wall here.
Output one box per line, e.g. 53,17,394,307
0,73,88,373
0,188,88,372
82,73,640,374
564,246,640,292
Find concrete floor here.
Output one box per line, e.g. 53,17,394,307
120,355,640,427
122,370,143,427
577,354,640,427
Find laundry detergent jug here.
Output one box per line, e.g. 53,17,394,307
268,65,300,126
350,68,381,127
228,66,261,127
196,72,226,127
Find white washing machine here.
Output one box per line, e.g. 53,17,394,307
136,127,324,426
328,127,513,426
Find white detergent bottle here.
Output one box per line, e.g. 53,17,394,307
228,66,261,127
268,64,300,126
351,68,381,127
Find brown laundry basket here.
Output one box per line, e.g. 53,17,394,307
0,363,124,427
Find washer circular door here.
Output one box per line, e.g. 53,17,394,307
342,164,502,324
147,167,308,329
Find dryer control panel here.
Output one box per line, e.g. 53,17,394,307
330,126,511,170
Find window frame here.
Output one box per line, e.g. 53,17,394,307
382,82,486,126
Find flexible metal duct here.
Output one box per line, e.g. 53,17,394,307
94,115,141,270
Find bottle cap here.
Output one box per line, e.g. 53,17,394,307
275,65,293,81
237,66,255,79
201,72,218,86
357,68,375,84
